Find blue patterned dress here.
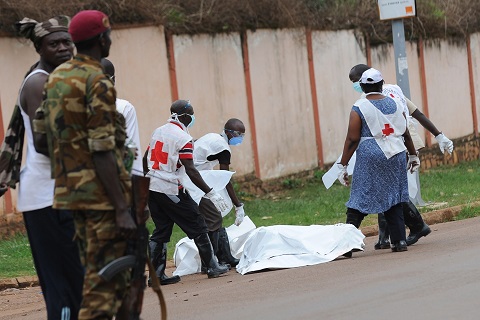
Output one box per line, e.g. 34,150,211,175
345,97,409,214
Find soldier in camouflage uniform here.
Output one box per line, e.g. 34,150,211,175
41,10,136,320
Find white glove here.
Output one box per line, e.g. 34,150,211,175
407,154,420,173
203,189,229,212
337,163,348,187
435,133,453,154
234,204,245,226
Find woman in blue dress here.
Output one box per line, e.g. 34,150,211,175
337,68,420,253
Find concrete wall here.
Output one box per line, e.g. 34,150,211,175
423,40,472,138
2,26,480,220
247,29,317,178
109,26,172,153
312,30,367,164
173,32,254,175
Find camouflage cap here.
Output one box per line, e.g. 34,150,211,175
15,16,70,43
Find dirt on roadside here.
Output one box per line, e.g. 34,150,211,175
0,286,45,319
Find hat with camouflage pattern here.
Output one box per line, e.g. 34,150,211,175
15,16,70,44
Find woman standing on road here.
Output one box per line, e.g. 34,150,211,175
337,68,419,253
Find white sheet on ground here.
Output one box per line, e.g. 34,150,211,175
236,223,365,275
173,216,256,277
179,169,234,216
172,219,365,276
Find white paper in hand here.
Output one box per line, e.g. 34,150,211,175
180,170,234,216
322,152,356,189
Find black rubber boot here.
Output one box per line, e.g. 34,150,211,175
343,208,366,258
403,201,431,246
201,231,230,273
149,241,181,286
194,233,229,278
374,213,391,250
217,227,240,267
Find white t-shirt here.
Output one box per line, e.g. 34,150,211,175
17,69,55,212
116,98,143,176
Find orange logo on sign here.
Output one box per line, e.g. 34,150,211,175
405,6,413,14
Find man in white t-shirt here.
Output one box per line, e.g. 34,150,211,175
348,64,453,248
1,15,84,320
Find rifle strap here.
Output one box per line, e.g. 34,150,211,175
147,253,167,320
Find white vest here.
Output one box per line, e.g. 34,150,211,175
193,133,231,171
17,69,55,212
382,84,408,115
382,84,424,149
146,120,192,194
357,97,407,159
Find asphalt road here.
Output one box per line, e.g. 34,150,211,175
2,216,480,320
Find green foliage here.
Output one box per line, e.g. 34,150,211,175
281,178,301,189
1,0,480,41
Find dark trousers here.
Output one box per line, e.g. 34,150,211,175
199,197,223,232
383,203,406,243
149,190,208,243
23,207,84,320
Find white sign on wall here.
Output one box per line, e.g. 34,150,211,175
378,0,416,20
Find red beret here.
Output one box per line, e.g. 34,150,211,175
69,10,110,43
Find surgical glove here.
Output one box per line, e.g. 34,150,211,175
337,163,348,187
407,154,420,173
435,133,453,154
203,189,229,212
234,204,245,226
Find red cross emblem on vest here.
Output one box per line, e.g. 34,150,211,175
382,124,394,136
150,141,168,169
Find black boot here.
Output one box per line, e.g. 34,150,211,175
149,241,181,286
374,213,391,250
201,231,230,273
194,233,229,278
343,208,366,258
391,240,408,252
217,227,240,267
403,201,431,246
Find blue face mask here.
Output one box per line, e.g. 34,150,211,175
352,81,363,93
229,136,244,146
187,114,195,128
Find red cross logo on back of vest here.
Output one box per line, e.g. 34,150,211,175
382,124,394,136
150,141,169,169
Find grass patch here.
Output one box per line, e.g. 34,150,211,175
2,159,480,279
0,233,36,279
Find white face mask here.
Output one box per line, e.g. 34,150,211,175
352,81,363,93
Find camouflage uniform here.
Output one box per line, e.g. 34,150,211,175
42,54,131,319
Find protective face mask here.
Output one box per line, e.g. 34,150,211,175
229,136,244,146
187,114,195,128
352,81,363,93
